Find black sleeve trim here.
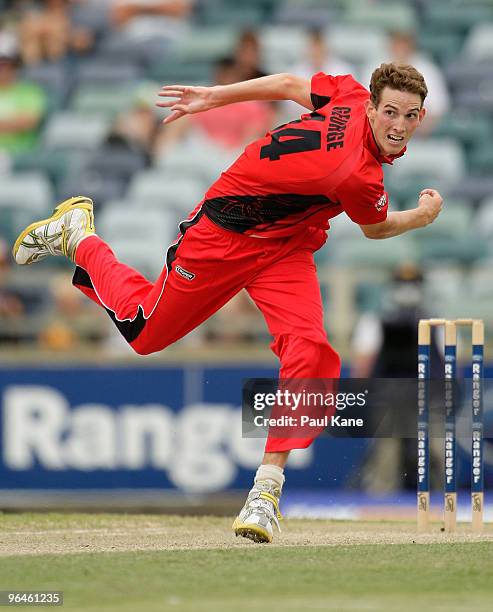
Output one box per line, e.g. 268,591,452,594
310,93,331,110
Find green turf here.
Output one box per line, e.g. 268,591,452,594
1,543,493,611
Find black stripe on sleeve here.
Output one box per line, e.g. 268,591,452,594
310,93,331,110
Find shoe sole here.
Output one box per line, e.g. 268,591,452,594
12,196,94,264
233,521,272,543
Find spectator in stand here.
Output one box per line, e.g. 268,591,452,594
233,29,266,81
0,237,26,344
351,262,444,492
292,28,355,82
110,0,193,29
14,1,94,65
0,31,47,156
106,81,161,163
38,272,106,351
282,28,355,121
362,30,450,136
155,57,275,157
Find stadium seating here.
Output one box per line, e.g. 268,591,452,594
473,198,493,241
42,112,111,151
70,84,137,118
0,173,53,244
431,111,492,152
422,2,493,36
388,139,466,183
446,177,493,206
97,207,176,278
199,3,265,27
57,172,127,205
342,2,417,31
463,23,493,60
128,174,205,214
418,30,463,65
327,25,386,66
330,234,417,268
154,142,237,185
260,26,310,72
0,172,52,211
22,62,71,113
273,4,339,27
170,27,237,62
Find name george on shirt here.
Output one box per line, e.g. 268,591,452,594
327,106,351,152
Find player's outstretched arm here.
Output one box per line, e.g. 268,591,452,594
360,189,443,240
156,73,311,124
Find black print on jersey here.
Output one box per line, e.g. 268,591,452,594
260,113,325,161
175,265,195,281
260,128,321,161
203,194,337,233
326,106,351,152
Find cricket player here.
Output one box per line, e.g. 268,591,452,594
13,62,443,543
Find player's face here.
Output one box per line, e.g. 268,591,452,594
365,87,425,156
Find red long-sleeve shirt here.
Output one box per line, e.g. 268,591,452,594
202,72,406,238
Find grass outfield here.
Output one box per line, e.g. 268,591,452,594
1,514,493,612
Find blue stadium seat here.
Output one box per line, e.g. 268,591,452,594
422,2,493,35
469,144,493,175
446,176,493,206
431,110,492,150
12,150,88,192
260,26,309,73
418,30,463,65
99,31,172,66
170,27,237,62
83,148,147,181
154,142,237,185
57,172,127,204
463,23,493,60
274,4,338,27
21,62,71,112
70,84,137,118
386,139,466,184
342,2,417,31
199,3,264,27
128,173,205,214
326,25,386,66
331,234,416,268
0,172,53,211
42,112,111,151
473,197,493,241
0,173,53,244
75,59,141,85
98,207,176,278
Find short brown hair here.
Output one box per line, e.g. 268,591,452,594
369,62,428,107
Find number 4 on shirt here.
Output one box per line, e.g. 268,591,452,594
260,112,325,161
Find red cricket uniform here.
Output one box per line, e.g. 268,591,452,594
73,73,406,452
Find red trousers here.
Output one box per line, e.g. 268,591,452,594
73,212,341,452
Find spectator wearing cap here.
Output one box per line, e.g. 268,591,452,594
0,31,47,156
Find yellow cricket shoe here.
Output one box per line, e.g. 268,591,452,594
232,479,282,543
12,196,95,265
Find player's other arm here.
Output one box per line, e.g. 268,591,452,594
360,189,443,239
156,74,312,124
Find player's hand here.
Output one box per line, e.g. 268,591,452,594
156,85,215,124
417,188,443,226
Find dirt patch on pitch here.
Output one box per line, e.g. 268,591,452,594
1,515,492,556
